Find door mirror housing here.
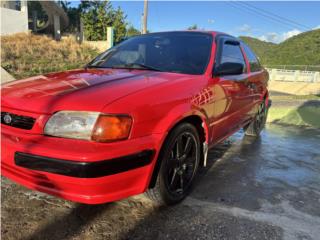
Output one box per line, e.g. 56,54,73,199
214,62,244,76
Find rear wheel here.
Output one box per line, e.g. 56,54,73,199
146,123,201,205
245,100,268,136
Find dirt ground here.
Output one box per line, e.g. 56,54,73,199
1,124,320,240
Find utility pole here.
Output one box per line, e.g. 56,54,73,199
142,0,148,34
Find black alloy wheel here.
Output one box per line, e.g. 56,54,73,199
146,123,201,205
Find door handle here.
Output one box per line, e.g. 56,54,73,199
247,82,256,90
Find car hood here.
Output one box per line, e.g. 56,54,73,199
1,68,181,114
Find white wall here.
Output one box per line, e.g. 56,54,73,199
0,1,28,35
267,69,320,83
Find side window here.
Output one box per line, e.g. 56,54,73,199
220,41,246,73
242,43,261,72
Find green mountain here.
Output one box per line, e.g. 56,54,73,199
240,29,320,68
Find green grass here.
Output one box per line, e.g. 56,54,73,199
271,95,320,101
268,105,320,128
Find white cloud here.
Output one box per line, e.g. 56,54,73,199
208,19,215,24
313,25,320,30
283,29,301,40
238,24,252,33
258,29,301,43
259,32,278,42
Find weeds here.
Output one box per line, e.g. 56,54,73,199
1,33,98,79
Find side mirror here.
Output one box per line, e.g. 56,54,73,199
214,62,244,76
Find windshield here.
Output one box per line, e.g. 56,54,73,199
88,32,213,75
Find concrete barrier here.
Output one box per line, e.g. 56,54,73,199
267,68,320,95
267,68,320,83
85,41,109,53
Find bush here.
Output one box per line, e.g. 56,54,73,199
1,33,99,79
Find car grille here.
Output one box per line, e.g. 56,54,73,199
1,112,36,130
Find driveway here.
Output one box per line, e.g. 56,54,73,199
2,124,320,240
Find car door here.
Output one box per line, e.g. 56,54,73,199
209,36,252,144
241,43,266,114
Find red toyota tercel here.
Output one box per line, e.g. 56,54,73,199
1,31,269,205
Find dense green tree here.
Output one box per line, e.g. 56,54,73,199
127,25,141,37
59,1,136,42
79,0,127,41
187,24,198,30
80,0,113,41
111,7,128,43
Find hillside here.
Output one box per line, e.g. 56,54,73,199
240,29,320,68
239,36,275,64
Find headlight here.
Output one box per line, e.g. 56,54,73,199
44,111,132,142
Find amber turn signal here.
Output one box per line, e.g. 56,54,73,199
91,115,132,142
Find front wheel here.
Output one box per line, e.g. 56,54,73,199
245,100,268,136
146,123,201,205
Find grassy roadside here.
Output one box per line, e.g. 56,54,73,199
268,95,320,128
271,95,320,101
1,33,99,79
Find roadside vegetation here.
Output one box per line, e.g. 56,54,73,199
271,94,320,101
268,94,320,128
268,105,320,128
1,33,98,79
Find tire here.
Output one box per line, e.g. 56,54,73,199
245,99,268,137
146,123,201,205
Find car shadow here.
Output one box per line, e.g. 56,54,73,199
121,134,264,239
22,202,113,240
18,138,235,240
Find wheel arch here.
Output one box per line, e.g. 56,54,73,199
148,114,208,189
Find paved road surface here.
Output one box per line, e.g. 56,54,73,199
2,124,320,240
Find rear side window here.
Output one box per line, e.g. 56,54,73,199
220,41,246,73
242,43,261,72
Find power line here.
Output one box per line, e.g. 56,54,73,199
226,1,307,32
226,2,293,31
238,1,312,31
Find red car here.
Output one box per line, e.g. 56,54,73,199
1,31,269,205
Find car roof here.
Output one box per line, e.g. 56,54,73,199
142,30,237,39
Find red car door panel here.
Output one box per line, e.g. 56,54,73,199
209,36,252,143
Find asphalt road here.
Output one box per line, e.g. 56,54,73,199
2,124,320,240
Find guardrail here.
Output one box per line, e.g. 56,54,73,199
266,68,320,83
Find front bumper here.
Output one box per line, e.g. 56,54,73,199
1,125,163,204
14,150,154,178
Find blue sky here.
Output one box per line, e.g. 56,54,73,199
72,1,320,43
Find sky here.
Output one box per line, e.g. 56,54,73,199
72,1,320,43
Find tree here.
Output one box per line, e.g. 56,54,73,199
58,1,82,33
127,25,141,37
79,0,127,41
111,7,128,43
187,24,198,30
80,0,113,41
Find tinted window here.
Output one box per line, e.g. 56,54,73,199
220,41,246,72
242,43,261,72
88,32,213,75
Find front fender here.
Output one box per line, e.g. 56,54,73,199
152,103,210,142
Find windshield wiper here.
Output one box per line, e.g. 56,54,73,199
86,65,109,69
111,63,163,72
